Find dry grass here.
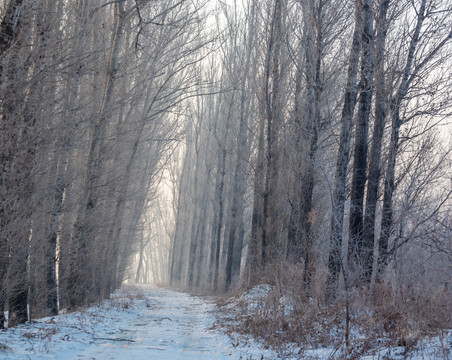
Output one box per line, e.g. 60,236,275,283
0,343,11,352
107,284,149,310
216,273,452,359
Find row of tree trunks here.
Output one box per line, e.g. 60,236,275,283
327,0,452,296
1,0,206,327
166,0,452,307
67,1,126,308
223,1,256,291
0,0,27,329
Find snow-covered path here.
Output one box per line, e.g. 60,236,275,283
0,285,272,360
80,286,238,359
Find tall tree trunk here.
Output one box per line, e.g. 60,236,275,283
194,192,209,288
212,97,232,291
169,153,189,286
0,0,23,81
300,0,323,295
53,0,92,309
206,93,223,288
186,100,206,289
0,0,26,330
34,0,64,317
1,0,46,326
247,104,266,285
224,3,255,291
378,0,427,276
348,0,374,284
186,163,202,288
68,1,126,308
262,0,282,268
135,236,145,283
363,0,389,284
326,0,362,298
224,106,248,290
287,66,303,263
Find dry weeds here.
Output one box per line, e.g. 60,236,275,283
216,273,451,359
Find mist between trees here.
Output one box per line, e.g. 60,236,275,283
0,0,451,331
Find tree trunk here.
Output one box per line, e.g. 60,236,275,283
262,0,283,268
301,0,323,295
0,0,26,330
1,0,46,326
326,0,362,298
348,0,374,284
362,0,389,284
37,0,64,316
0,0,23,80
378,0,428,276
287,65,303,263
68,1,125,308
212,99,231,291
135,235,145,283
194,193,209,288
247,103,266,285
51,0,92,311
224,3,255,291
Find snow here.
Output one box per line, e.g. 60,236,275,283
0,285,280,359
236,284,273,313
0,284,450,359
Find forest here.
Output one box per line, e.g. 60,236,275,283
0,0,451,352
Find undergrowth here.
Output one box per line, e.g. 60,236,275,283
216,266,452,359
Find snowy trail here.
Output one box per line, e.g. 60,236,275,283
80,286,237,359
0,285,272,360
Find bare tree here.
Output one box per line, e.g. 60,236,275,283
362,0,389,284
326,0,362,297
347,0,374,284
378,0,452,276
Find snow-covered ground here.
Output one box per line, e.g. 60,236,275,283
218,285,452,360
1,284,450,359
0,285,278,360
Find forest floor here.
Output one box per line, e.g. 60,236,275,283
0,284,278,359
0,284,450,359
216,284,452,359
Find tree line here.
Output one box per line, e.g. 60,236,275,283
0,0,206,327
169,0,452,305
